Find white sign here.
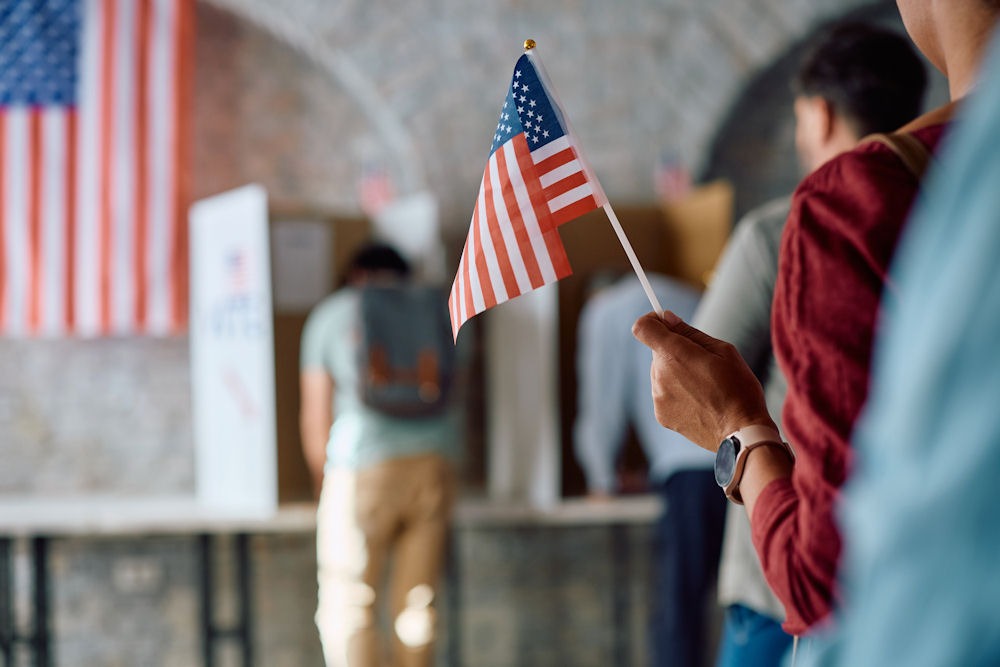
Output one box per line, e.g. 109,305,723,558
189,184,277,515
270,219,333,312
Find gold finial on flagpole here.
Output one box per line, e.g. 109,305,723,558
523,39,536,51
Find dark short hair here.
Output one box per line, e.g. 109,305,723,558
793,22,927,136
346,242,411,280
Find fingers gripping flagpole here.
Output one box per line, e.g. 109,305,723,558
524,40,663,316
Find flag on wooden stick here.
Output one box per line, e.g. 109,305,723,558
0,0,194,337
448,43,606,340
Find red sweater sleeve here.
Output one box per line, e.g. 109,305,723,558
753,126,945,635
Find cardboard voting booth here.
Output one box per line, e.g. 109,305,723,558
555,183,734,496
269,210,369,503
660,180,735,289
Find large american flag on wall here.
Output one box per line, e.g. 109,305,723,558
449,49,605,340
0,0,193,337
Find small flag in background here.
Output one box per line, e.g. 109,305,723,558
0,0,193,337
357,161,396,218
225,248,249,296
449,47,605,340
654,151,692,202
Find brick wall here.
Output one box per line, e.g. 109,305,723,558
193,0,882,233
0,338,193,497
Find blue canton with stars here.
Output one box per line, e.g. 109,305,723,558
0,0,81,107
489,54,567,157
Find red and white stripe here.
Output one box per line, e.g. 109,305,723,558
0,0,192,337
448,131,601,339
532,135,601,226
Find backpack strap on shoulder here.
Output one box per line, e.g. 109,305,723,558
860,132,934,180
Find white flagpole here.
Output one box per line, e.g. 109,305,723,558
601,203,663,314
524,41,663,315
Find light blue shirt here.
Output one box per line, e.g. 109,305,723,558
808,33,1000,666
300,288,458,470
574,274,712,492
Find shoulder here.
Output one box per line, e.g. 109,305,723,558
626,274,700,319
308,289,356,321
799,142,912,206
796,123,949,212
302,289,357,342
580,275,698,336
785,127,949,260
648,272,699,294
742,195,792,231
732,195,792,259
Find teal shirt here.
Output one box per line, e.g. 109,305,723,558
300,288,458,470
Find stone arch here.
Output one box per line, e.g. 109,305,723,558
700,3,948,222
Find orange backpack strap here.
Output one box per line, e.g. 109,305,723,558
860,132,934,180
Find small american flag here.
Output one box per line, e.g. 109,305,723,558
0,0,193,337
449,49,604,339
357,161,395,218
654,152,692,202
226,248,248,295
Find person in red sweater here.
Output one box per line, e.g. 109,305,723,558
632,0,1000,638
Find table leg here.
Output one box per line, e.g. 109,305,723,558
31,538,50,667
197,534,254,667
234,534,253,667
0,538,11,665
611,524,633,667
198,535,214,667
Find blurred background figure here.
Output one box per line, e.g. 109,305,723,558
574,272,724,667
695,21,927,667
300,242,459,667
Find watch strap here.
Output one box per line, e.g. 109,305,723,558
731,425,783,450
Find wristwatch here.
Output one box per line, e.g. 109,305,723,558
715,425,794,505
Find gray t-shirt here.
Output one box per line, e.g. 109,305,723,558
300,287,458,470
693,196,791,622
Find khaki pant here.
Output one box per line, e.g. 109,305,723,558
315,453,455,667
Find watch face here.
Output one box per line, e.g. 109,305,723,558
715,436,738,487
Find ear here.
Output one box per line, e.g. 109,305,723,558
817,98,836,142
348,268,370,286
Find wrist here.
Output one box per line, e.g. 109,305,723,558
740,443,794,514
714,425,793,504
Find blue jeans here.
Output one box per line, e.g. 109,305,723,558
651,469,727,667
716,604,793,667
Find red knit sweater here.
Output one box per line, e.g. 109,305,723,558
754,124,948,635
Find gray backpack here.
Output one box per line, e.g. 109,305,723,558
357,285,456,418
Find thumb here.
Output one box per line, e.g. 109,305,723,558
631,311,675,350
631,311,703,360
